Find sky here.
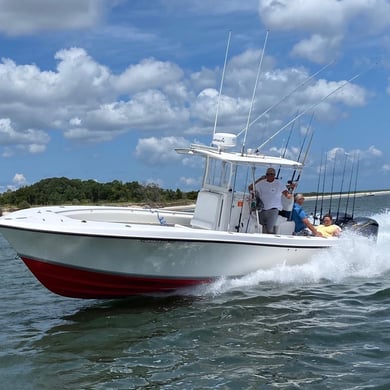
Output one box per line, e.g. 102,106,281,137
0,0,389,194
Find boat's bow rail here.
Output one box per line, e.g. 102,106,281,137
0,205,194,230
54,206,194,227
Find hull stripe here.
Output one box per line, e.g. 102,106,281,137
21,257,212,299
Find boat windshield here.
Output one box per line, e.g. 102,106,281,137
204,158,231,189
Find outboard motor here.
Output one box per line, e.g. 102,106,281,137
335,213,379,240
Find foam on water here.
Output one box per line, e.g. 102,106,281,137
193,211,390,297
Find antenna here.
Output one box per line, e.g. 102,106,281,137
255,65,375,152
212,30,231,139
236,59,335,138
241,30,269,155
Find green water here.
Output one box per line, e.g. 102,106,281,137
0,194,390,389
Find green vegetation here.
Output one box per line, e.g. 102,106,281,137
0,177,198,209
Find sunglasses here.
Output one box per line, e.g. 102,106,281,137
266,173,275,176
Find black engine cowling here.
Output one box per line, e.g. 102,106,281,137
335,214,379,240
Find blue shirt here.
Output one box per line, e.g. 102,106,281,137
292,203,308,233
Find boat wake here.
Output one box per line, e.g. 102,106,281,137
188,211,390,297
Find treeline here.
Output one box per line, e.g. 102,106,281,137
0,177,198,209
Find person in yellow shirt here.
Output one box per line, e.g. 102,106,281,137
316,214,342,237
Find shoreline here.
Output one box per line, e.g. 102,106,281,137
1,189,389,215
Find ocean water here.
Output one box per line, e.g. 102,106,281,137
0,194,390,389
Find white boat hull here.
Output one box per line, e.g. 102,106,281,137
0,206,336,298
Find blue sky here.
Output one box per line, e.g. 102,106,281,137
0,0,389,194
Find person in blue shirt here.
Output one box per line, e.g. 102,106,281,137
291,194,323,237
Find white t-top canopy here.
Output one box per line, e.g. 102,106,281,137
175,143,303,169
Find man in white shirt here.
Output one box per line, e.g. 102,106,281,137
249,167,292,233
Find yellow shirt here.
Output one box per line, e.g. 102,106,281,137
316,224,341,238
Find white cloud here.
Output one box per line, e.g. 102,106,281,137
135,136,189,165
190,49,368,141
12,173,27,186
0,43,371,157
0,59,57,103
0,48,185,149
192,88,249,131
113,58,184,94
64,127,123,143
259,0,348,33
27,144,46,154
327,145,383,170
97,25,157,43
291,34,342,64
190,68,217,92
382,163,390,172
84,89,190,133
0,118,49,153
258,0,390,62
366,145,383,157
180,176,200,186
0,0,103,36
69,117,82,126
174,0,259,14
54,48,113,101
326,147,345,162
303,79,366,108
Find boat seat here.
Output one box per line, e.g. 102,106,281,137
191,191,222,230
274,215,295,235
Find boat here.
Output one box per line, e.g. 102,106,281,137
0,132,379,298
0,34,379,298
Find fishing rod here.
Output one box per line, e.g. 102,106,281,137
336,152,349,221
289,123,308,183
293,128,314,186
276,113,296,179
236,59,335,138
351,153,360,219
313,150,324,225
286,128,314,221
290,112,314,183
212,30,231,139
241,30,269,155
344,152,356,218
255,64,376,152
328,150,338,214
319,151,328,220
235,166,250,232
250,166,261,233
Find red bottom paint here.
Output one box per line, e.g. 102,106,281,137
21,257,212,299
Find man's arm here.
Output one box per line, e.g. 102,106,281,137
303,217,323,237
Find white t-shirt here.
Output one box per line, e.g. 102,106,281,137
255,179,285,210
